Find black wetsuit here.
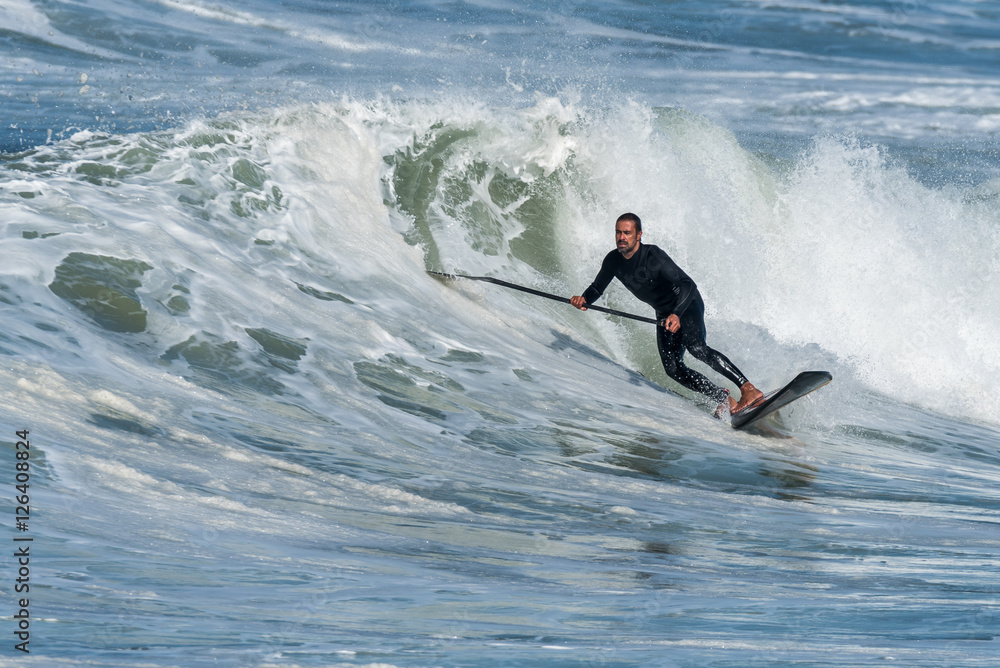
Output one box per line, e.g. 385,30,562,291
581,243,748,404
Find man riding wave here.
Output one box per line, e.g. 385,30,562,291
571,212,764,416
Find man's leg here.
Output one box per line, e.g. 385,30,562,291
678,296,763,412
656,324,729,405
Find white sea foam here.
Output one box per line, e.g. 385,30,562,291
4,94,998,427
3,2,1000,664
0,0,122,59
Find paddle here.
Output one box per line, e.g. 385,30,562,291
427,271,658,324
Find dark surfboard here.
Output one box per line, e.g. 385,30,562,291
731,371,832,430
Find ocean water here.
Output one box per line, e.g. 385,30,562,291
2,1,999,666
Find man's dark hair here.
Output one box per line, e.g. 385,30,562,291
616,212,642,233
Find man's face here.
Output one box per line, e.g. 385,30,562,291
615,219,642,257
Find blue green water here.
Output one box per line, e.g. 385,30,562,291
1,1,999,665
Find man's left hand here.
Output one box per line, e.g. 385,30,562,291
663,314,681,333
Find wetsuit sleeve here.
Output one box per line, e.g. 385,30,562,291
581,251,618,305
652,248,697,317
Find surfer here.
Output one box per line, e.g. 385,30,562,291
571,212,764,416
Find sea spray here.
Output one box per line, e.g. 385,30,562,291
353,97,1000,423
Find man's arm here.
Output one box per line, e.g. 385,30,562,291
571,251,618,311
651,248,696,328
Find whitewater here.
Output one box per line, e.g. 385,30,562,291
1,1,999,666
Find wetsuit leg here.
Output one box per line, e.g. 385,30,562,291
679,294,750,387
656,294,750,403
656,322,729,404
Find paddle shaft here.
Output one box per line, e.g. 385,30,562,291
427,271,659,325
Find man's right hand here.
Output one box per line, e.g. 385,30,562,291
570,295,588,311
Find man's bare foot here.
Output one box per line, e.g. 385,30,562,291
734,382,764,413
714,392,738,419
